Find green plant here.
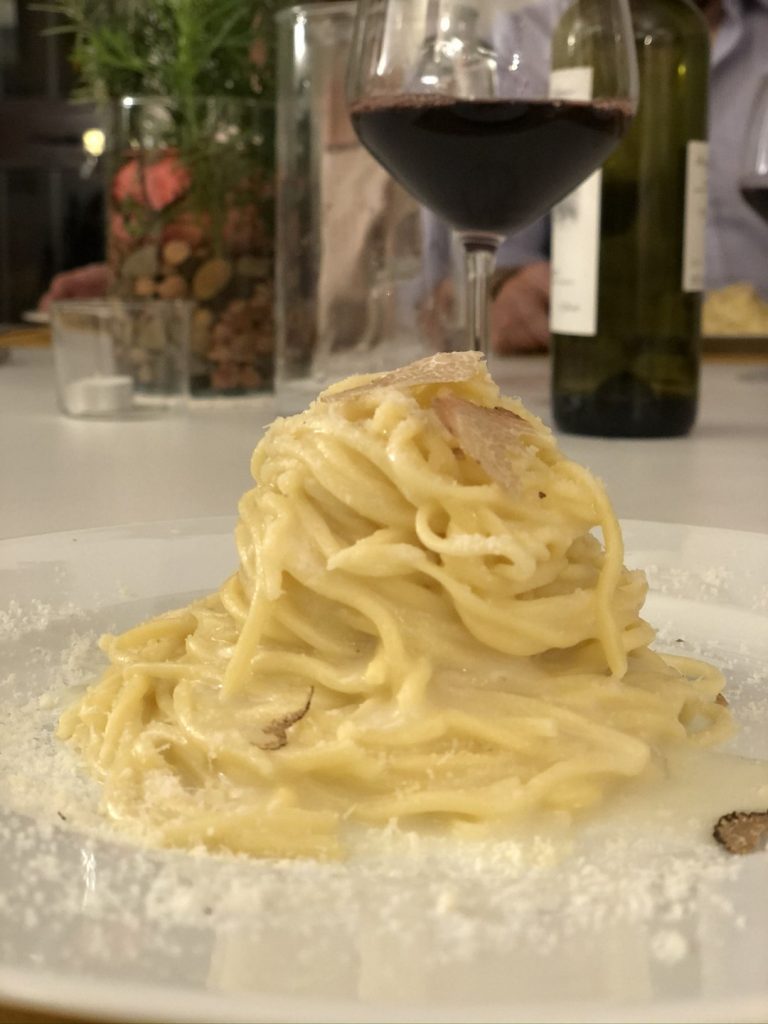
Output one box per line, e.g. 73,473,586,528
35,0,286,227
35,0,290,394
36,0,285,104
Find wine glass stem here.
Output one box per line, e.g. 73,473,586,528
460,236,500,354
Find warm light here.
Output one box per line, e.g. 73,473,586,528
82,128,105,158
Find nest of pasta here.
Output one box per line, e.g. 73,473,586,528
59,353,731,858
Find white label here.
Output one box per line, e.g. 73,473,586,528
549,67,602,337
682,140,708,293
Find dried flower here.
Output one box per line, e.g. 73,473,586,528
112,152,191,211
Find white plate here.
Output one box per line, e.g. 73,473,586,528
1,518,768,1024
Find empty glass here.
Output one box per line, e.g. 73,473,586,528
51,299,191,418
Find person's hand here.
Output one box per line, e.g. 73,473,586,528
38,262,110,310
490,260,551,354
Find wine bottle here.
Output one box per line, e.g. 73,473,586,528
550,0,709,438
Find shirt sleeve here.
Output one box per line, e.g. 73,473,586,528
497,216,551,269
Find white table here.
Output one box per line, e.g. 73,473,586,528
1,346,767,540
0,345,766,1024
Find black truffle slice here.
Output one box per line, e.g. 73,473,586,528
713,810,768,855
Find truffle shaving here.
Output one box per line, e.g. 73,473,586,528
322,351,484,402
433,395,533,494
255,689,314,751
713,810,768,855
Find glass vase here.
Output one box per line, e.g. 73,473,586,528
274,2,430,412
106,96,274,396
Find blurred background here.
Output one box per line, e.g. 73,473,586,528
0,1,102,324
1,0,766,407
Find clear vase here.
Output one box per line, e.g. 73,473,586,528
274,3,429,412
105,96,275,396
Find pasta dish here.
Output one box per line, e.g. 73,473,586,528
59,353,731,858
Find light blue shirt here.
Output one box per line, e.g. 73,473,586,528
424,0,768,297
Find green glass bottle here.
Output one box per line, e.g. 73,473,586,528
550,0,709,438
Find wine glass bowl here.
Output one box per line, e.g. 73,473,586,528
347,0,639,353
740,73,768,224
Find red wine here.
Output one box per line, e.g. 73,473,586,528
740,178,768,223
350,94,632,234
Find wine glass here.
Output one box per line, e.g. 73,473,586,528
347,0,639,354
740,72,768,225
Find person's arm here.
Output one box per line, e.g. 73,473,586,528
38,262,109,310
490,260,550,353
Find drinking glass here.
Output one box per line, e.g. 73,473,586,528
51,299,191,418
740,73,768,225
347,0,639,353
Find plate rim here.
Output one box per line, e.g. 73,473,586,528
2,959,768,1024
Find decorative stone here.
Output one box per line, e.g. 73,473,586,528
140,317,167,351
157,274,188,299
208,343,232,363
133,275,156,297
230,333,256,360
121,244,159,279
239,366,263,389
211,321,232,345
193,258,233,301
252,326,273,356
223,299,250,333
191,308,214,354
162,239,192,266
237,255,270,278
193,307,214,329
251,283,271,310
211,362,240,391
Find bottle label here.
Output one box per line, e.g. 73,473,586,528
549,67,602,336
682,140,708,293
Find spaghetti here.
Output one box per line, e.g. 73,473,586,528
59,353,731,858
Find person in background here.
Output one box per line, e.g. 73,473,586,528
38,261,108,309
424,0,768,353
